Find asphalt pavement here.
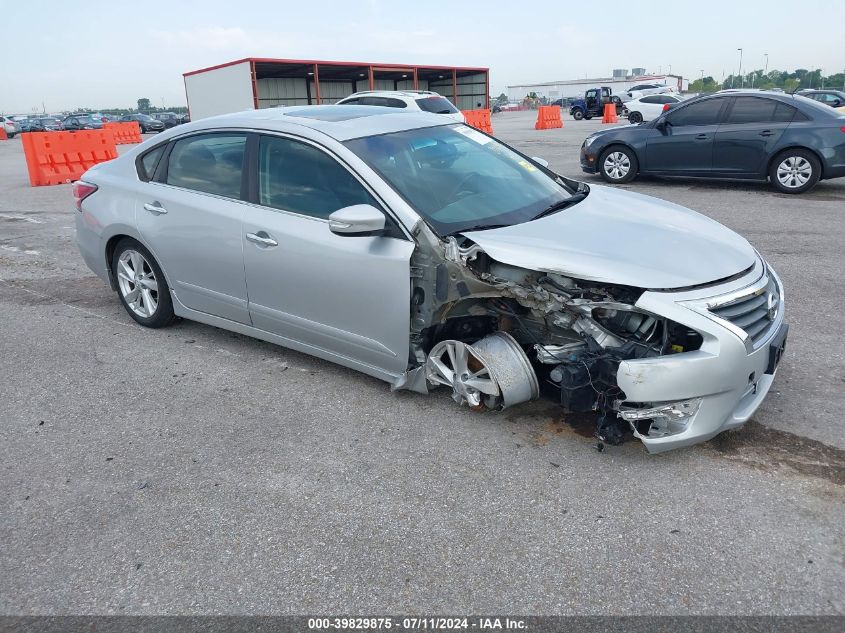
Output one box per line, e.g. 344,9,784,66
0,115,842,615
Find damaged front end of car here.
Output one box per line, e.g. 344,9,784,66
395,231,706,449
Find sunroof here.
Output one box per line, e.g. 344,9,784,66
283,105,395,122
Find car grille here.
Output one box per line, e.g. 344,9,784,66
709,275,781,347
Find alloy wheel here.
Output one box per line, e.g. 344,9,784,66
116,249,159,318
604,151,631,180
776,156,812,189
427,339,500,408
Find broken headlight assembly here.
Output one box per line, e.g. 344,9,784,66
617,398,703,438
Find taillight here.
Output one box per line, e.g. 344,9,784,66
72,181,98,212
662,104,671,112
841,126,845,133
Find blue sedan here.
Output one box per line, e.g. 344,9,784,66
580,91,845,194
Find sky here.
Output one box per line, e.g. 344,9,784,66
2,0,844,113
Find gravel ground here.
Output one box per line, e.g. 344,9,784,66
0,116,843,615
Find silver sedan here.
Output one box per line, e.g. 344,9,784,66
74,106,787,452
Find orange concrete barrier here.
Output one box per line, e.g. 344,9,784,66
104,121,142,144
602,103,619,124
21,130,117,187
0,127,7,140
534,105,563,130
462,109,494,135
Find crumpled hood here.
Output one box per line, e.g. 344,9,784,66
461,185,756,289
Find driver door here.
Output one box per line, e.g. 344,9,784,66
240,134,415,376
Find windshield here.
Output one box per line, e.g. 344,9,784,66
345,124,575,235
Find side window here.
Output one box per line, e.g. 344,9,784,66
667,98,725,126
166,133,247,199
258,135,378,219
585,90,597,100
340,98,359,105
641,96,660,104
384,98,407,108
725,97,795,124
137,145,166,181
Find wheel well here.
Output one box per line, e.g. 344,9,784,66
767,146,825,179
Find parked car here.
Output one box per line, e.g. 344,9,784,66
626,84,678,99
179,113,191,124
151,112,184,128
30,117,63,132
336,90,465,123
797,89,845,110
623,94,683,124
119,114,165,133
0,116,20,137
580,91,845,194
61,114,104,131
18,118,36,132
74,105,789,452
102,114,122,122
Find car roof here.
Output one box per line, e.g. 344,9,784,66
346,90,439,98
176,106,451,141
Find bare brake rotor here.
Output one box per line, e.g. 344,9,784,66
426,332,539,410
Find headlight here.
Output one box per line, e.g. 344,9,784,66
584,136,598,148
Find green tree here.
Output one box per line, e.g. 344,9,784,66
783,78,800,93
137,98,151,112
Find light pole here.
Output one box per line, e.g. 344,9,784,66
737,48,744,88
764,53,769,77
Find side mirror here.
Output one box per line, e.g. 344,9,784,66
531,156,549,168
328,204,386,236
834,99,842,107
655,118,668,132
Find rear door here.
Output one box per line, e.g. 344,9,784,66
240,133,414,375
712,97,795,176
137,131,251,324
644,96,728,173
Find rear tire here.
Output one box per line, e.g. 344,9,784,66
769,149,820,194
584,113,593,120
628,111,643,124
598,145,638,184
111,238,175,328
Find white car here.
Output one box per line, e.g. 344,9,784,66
623,94,683,124
626,84,678,100
0,116,20,138
336,90,465,123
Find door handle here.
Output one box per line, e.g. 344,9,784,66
759,130,774,137
694,133,708,140
246,231,278,247
143,202,167,215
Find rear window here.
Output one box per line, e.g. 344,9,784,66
416,96,459,114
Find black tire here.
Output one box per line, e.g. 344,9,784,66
769,148,821,194
598,145,639,184
111,238,176,328
572,110,584,121
584,113,593,120
628,111,643,124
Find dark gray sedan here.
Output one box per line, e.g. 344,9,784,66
580,91,845,193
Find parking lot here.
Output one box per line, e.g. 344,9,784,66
1,112,843,614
